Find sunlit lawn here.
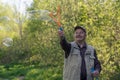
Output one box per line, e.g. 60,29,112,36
0,64,62,80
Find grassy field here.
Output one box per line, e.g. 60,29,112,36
0,64,62,80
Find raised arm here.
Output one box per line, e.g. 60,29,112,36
58,30,71,58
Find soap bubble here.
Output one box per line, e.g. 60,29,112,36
2,37,13,47
0,16,10,21
27,10,52,21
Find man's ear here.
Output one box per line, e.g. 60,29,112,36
85,33,87,37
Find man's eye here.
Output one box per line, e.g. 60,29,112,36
76,32,84,34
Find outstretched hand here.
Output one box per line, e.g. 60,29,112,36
58,30,64,37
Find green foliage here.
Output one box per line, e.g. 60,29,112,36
0,0,120,80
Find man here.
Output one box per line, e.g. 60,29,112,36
58,26,101,80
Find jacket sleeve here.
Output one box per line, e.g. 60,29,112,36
94,50,102,73
60,36,71,58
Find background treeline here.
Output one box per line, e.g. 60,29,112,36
0,0,120,80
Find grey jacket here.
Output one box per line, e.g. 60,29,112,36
63,42,95,80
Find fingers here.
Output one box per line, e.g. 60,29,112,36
58,30,64,37
92,70,99,77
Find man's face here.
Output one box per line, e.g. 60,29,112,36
74,29,86,42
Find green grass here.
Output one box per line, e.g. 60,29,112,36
0,64,62,80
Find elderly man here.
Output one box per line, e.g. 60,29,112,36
58,26,101,80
